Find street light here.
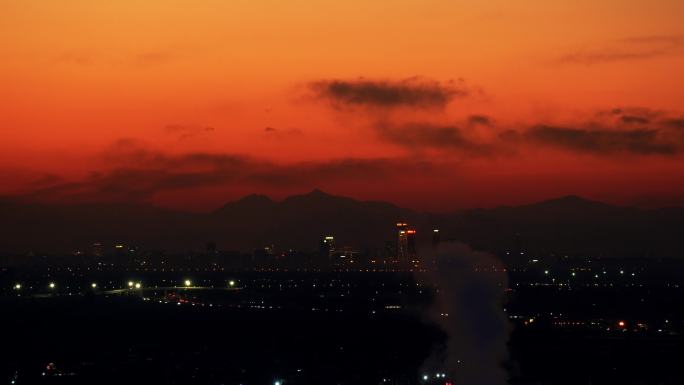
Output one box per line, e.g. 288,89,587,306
135,282,141,289
128,281,134,288
228,280,235,287
91,283,97,289
49,282,56,289
14,283,21,290
184,279,192,287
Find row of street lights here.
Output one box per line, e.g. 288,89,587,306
11,279,238,291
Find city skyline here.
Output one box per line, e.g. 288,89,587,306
2,2,683,385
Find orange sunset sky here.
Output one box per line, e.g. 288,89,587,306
2,0,684,211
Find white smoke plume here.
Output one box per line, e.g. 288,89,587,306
418,241,510,385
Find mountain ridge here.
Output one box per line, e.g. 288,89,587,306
1,190,682,258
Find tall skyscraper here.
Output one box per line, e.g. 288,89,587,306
321,235,335,259
396,222,419,268
406,229,417,257
432,229,441,245
396,222,408,261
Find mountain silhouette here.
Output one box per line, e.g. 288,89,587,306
0,190,682,259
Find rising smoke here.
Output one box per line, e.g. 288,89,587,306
418,242,510,385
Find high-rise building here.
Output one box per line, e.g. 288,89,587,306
406,229,419,268
320,235,335,259
432,229,441,245
396,222,419,268
426,229,441,270
406,229,417,256
396,222,408,261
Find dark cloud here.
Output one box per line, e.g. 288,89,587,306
375,122,493,155
620,115,650,125
597,107,667,127
310,77,468,109
468,115,493,127
21,140,440,204
559,35,683,64
508,125,678,155
600,107,661,119
606,108,684,130
661,119,684,129
370,108,684,157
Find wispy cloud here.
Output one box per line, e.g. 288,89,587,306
559,34,684,64
164,124,216,140
502,125,678,155
375,122,495,156
263,126,303,139
18,139,441,204
366,106,684,157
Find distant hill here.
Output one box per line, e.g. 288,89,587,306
0,190,682,258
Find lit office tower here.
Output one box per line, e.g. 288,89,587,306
406,229,417,256
396,222,408,261
432,229,441,245
320,235,336,258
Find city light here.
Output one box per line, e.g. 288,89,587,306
91,283,97,288
229,280,236,287
128,281,134,287
274,380,282,385
422,375,429,381
49,282,55,289
135,282,141,289
14,283,21,290
184,279,192,287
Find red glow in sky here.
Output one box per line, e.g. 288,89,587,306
2,1,684,211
